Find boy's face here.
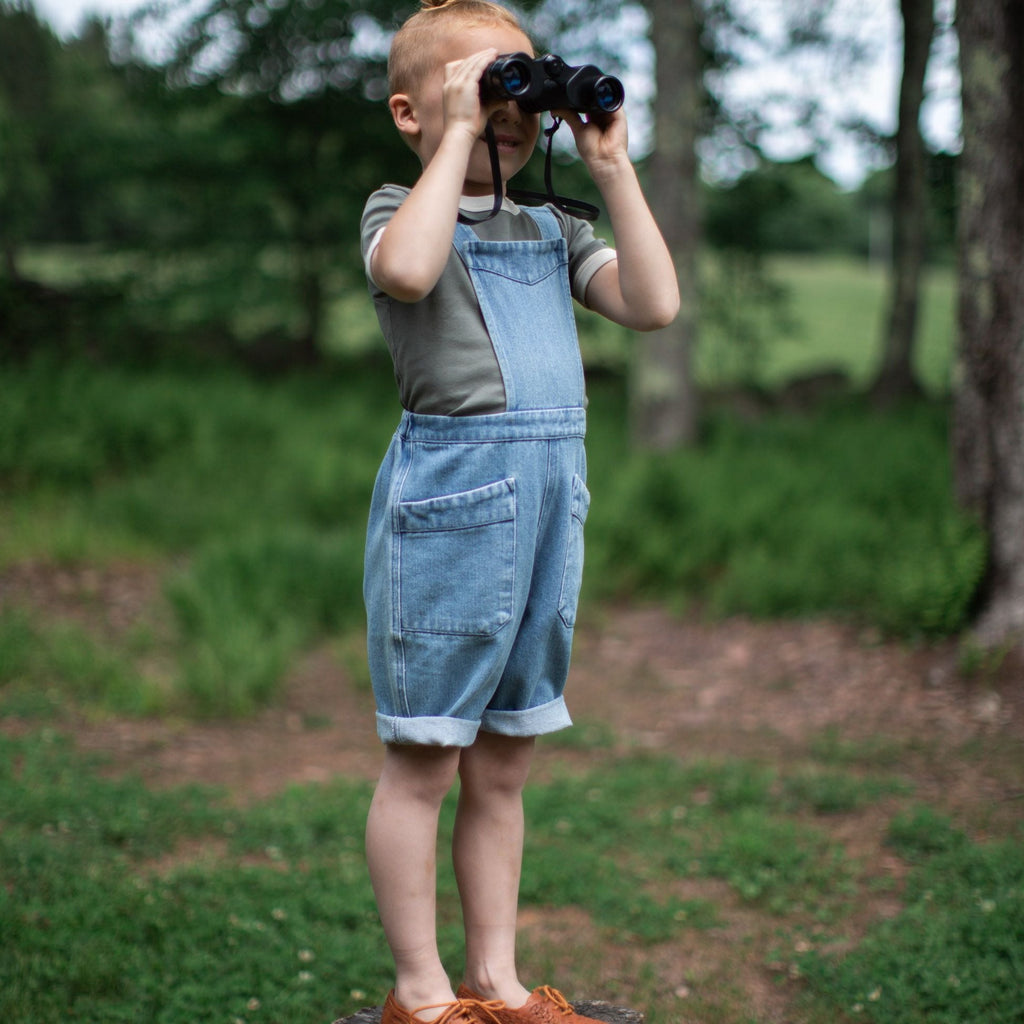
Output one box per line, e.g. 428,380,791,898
398,24,541,195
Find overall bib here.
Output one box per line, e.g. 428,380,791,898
364,206,591,746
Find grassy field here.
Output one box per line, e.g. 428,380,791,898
732,256,956,393
2,726,1020,1024
3,256,1019,1024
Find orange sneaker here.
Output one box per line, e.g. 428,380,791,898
457,985,606,1024
382,989,510,1024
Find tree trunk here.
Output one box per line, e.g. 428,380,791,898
870,0,935,405
631,0,700,449
953,0,1024,651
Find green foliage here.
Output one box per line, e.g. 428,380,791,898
165,528,367,715
584,391,986,636
705,157,861,255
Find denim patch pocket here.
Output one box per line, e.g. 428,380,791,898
557,474,590,629
395,478,516,636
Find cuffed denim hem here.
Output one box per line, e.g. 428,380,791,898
480,696,572,737
375,712,480,748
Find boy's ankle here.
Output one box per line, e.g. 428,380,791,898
458,981,530,1011
384,989,471,1024
392,983,458,1019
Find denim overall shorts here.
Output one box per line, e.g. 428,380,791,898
363,206,591,746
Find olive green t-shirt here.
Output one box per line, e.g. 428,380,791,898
360,185,616,416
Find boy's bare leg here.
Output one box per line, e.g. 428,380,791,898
455,731,536,1010
366,743,462,1016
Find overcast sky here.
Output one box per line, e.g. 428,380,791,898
30,0,960,189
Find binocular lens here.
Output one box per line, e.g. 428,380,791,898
499,63,527,94
489,56,531,98
592,77,624,112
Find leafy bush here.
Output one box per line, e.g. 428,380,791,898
585,392,986,636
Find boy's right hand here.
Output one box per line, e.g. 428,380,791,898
441,48,499,141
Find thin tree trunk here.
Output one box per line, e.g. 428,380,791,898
870,0,935,405
631,0,699,449
953,0,1024,651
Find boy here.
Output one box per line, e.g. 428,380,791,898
358,3,678,1023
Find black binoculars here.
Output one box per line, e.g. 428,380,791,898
480,52,624,116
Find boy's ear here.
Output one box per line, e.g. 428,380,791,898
389,93,420,144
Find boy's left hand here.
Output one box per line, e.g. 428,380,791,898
555,107,629,177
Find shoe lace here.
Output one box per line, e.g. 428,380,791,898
417,1002,481,1024
461,997,510,1024
536,987,574,1016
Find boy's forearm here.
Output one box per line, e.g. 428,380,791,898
590,156,680,331
372,130,477,303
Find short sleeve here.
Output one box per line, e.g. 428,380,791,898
550,207,617,306
360,186,410,290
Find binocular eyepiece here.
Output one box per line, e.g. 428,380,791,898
480,52,624,117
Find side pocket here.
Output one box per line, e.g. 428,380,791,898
395,478,516,636
557,474,590,629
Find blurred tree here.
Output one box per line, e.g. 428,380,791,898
117,0,414,365
704,157,858,254
630,0,701,448
0,4,149,358
869,0,936,405
953,0,1024,655
0,1,56,279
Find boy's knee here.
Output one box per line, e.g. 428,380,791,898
382,743,462,803
458,733,535,797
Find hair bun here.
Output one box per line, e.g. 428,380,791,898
420,0,459,9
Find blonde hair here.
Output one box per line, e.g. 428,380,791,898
388,0,530,97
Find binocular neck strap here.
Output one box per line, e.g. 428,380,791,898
458,119,602,225
456,121,505,224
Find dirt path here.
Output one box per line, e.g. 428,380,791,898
64,604,1023,817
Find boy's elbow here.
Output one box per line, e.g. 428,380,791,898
635,292,681,331
376,267,435,304
385,280,433,304
372,250,439,303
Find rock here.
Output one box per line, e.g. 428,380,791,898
333,1001,644,1024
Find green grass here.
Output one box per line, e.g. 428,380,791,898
800,811,1024,1024
2,730,1019,1024
727,256,956,394
576,254,957,395
0,607,161,717
0,359,401,716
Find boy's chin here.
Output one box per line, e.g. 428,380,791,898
462,181,505,198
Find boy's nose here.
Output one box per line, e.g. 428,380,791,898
491,100,522,125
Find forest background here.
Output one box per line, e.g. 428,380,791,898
1,2,1022,1024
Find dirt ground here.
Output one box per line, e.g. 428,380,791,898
56,595,1023,811
4,562,1024,1023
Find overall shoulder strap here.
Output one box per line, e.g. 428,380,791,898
521,205,564,242
453,220,479,247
